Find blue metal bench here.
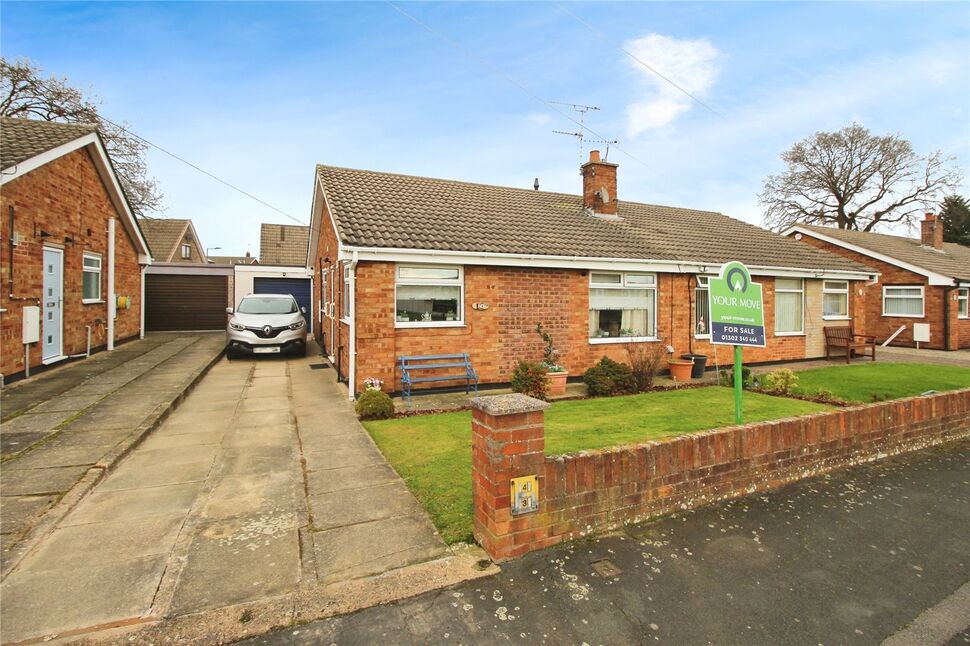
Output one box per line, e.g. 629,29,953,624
398,353,478,408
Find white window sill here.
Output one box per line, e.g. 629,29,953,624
694,334,711,340
822,315,850,321
396,321,465,329
82,299,105,305
774,331,805,337
340,318,351,326
881,314,925,318
589,336,658,345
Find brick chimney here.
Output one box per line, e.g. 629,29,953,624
921,213,943,250
581,150,618,216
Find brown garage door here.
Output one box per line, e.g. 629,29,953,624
146,274,228,331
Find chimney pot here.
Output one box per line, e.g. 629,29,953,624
921,212,943,250
589,150,601,162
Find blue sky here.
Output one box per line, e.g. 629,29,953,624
3,1,968,256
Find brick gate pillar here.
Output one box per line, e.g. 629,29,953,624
471,394,549,561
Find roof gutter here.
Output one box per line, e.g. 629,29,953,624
337,245,875,281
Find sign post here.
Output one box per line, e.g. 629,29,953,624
708,262,765,425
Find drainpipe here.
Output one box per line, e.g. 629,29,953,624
347,250,359,401
107,218,116,351
943,285,954,351
139,264,146,339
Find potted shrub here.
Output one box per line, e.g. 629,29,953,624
535,323,567,396
666,345,694,382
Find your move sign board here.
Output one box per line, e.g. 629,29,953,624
708,261,765,348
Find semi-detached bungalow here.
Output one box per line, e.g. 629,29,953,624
785,217,970,350
306,151,876,397
0,117,151,382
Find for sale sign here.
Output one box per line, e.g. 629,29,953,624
708,261,766,348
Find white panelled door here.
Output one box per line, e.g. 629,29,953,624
42,247,64,361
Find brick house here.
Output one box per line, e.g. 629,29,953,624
0,117,151,381
138,217,207,263
785,217,970,350
306,152,875,397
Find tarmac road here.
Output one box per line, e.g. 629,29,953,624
243,438,970,646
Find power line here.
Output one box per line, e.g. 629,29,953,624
556,3,719,116
385,1,650,169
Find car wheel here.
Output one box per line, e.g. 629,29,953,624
226,347,235,360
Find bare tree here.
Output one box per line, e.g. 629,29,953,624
760,123,962,232
1,57,163,215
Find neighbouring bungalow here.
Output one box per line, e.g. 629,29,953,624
0,117,151,382
785,216,970,350
138,217,208,263
209,252,258,266
306,151,876,397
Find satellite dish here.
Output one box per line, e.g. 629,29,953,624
596,188,610,204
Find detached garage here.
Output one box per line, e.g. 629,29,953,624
145,264,233,331
234,264,313,332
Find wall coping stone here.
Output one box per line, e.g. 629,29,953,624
471,393,550,416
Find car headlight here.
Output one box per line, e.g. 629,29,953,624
289,319,305,330
229,319,245,331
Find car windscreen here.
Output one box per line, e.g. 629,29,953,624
237,297,298,315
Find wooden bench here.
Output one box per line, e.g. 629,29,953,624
398,353,478,408
824,326,876,364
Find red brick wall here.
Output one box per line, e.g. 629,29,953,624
0,148,143,378
472,389,970,560
792,232,967,349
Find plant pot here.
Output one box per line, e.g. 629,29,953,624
668,359,694,382
547,371,568,396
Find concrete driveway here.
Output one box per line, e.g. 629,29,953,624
0,343,452,644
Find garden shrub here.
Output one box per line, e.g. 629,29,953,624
511,360,549,400
759,369,798,395
719,366,753,389
626,342,666,391
812,388,849,406
583,357,637,397
355,389,395,420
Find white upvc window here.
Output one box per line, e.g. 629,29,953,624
775,278,804,335
588,272,657,343
395,265,464,327
341,263,351,323
957,288,968,319
694,275,711,337
181,244,191,259
82,252,102,302
822,280,850,319
883,286,925,318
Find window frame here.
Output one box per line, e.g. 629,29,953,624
822,280,850,320
394,264,465,329
588,271,658,344
882,285,925,318
81,252,103,304
957,287,968,319
774,278,805,336
181,243,191,259
694,275,711,338
340,263,352,324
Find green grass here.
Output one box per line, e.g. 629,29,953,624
364,387,830,544
791,363,970,403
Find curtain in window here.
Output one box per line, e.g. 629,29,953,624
884,288,923,316
589,288,653,337
695,287,710,334
775,291,803,332
823,293,847,317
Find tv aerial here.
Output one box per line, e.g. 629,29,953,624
550,101,619,163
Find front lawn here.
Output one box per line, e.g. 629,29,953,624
791,363,970,403
364,387,830,544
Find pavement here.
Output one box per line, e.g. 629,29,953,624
242,438,970,646
0,342,469,645
0,333,226,571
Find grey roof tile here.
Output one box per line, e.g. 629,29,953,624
260,224,309,265
1,117,97,170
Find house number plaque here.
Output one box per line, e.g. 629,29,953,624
510,475,539,515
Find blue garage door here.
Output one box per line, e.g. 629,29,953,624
253,277,312,330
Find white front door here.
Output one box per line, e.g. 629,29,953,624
42,247,64,361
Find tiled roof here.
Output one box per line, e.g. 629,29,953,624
801,225,970,281
209,254,258,265
260,224,309,266
317,165,872,273
1,117,97,170
138,218,190,262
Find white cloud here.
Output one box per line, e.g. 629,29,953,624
623,33,720,136
527,112,552,126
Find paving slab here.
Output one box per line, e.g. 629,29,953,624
0,494,58,534
310,480,425,531
139,430,225,450
239,395,292,413
5,442,116,469
199,472,305,522
97,458,213,491
0,430,50,456
63,482,204,526
0,411,69,435
303,445,386,471
305,463,400,496
0,465,90,495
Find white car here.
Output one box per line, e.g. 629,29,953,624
226,294,307,358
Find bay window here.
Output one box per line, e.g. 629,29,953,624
395,265,463,326
959,288,969,319
882,286,924,317
694,276,710,336
774,278,804,334
82,253,102,302
822,280,849,319
589,272,656,341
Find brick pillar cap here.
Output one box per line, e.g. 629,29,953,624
471,393,550,415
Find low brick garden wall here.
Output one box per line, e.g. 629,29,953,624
471,388,970,561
